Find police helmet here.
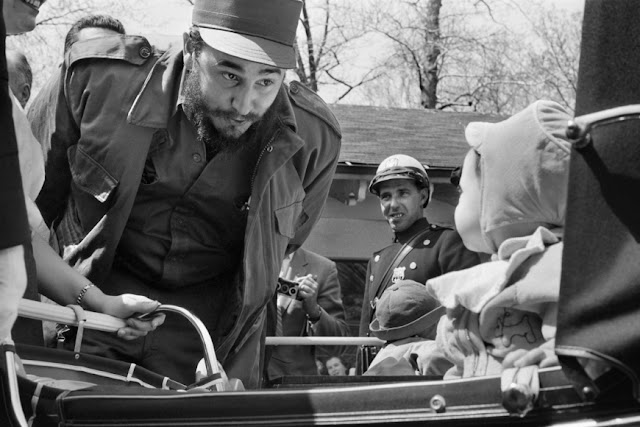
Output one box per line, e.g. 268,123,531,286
369,154,433,207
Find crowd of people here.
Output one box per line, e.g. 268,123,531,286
1,0,571,390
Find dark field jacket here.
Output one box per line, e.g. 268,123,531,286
35,35,341,388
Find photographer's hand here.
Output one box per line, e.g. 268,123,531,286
295,274,321,319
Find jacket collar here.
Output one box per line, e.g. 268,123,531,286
127,44,299,134
394,217,430,244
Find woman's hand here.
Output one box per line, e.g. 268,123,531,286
502,347,559,370
101,294,165,340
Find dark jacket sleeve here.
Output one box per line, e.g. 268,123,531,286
34,66,76,227
0,15,30,248
311,258,350,356
437,229,483,274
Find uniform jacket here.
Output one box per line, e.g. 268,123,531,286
358,218,481,339
268,248,350,378
35,35,341,388
427,227,561,379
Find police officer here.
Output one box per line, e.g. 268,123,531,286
357,154,481,372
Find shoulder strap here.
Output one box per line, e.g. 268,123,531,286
368,226,435,325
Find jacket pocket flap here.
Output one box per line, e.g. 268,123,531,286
68,146,119,203
275,202,304,239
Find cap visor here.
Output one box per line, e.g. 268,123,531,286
199,27,295,69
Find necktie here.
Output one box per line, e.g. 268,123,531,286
276,296,285,337
276,253,294,336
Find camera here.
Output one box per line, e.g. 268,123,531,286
277,277,301,300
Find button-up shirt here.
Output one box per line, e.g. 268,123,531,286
117,103,261,288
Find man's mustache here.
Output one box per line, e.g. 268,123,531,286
210,108,261,123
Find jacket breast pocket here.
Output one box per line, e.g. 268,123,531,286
68,145,119,203
274,201,306,239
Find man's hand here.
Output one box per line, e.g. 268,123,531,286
295,274,321,318
101,294,165,340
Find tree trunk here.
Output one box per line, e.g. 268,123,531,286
421,0,442,109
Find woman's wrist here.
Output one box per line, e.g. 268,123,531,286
76,282,105,312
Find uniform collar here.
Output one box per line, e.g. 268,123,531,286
127,45,298,134
394,217,430,244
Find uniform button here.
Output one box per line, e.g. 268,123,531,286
290,82,299,94
410,262,417,269
374,255,380,262
192,153,202,163
177,218,185,226
369,275,374,281
423,239,431,245
139,46,151,59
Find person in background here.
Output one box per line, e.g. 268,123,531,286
326,355,354,376
315,358,328,375
6,48,30,108
33,0,341,387
2,0,164,346
427,100,571,378
63,14,125,54
0,0,34,344
357,154,482,373
268,247,350,379
28,14,126,161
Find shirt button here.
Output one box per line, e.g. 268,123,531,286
423,239,431,245
374,255,380,262
369,275,374,281
410,262,417,269
192,153,202,163
177,218,185,226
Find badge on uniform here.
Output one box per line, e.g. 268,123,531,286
392,266,406,283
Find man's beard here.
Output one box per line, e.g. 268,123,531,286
183,71,262,157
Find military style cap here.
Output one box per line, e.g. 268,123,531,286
192,0,302,69
369,154,433,207
369,280,442,341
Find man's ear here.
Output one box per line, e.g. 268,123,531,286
183,32,194,68
19,84,31,108
420,187,430,209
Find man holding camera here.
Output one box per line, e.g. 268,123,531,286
268,248,350,378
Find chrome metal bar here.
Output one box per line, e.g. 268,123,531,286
3,342,28,427
567,104,640,146
18,300,220,385
266,336,385,346
154,305,218,379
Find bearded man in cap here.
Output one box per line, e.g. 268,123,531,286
34,0,341,388
357,154,481,373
